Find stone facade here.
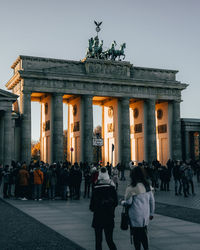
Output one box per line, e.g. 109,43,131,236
181,118,200,161
5,55,188,166
0,89,19,166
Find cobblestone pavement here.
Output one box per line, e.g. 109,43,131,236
1,171,200,250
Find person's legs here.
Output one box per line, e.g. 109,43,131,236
38,184,42,199
104,227,117,250
84,181,87,198
191,180,194,194
63,185,67,199
34,184,37,199
3,183,9,198
87,183,91,198
178,179,182,195
94,227,103,250
52,185,56,199
182,179,188,197
132,227,141,250
140,226,149,250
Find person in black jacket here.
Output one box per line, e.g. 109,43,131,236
60,166,70,200
73,163,82,200
90,167,118,250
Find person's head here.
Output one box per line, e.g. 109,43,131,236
130,166,149,187
5,165,9,170
22,164,27,170
98,167,110,181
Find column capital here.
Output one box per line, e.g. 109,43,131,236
22,90,31,95
119,96,130,102
82,94,93,100
52,92,64,97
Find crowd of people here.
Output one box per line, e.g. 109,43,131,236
0,158,199,201
0,158,200,250
0,160,125,201
137,159,200,198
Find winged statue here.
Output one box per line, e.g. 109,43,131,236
94,21,102,33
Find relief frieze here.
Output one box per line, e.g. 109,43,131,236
85,61,130,79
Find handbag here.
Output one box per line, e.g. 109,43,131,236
120,206,129,230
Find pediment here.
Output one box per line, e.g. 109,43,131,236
0,89,18,101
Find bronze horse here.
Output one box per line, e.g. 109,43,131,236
113,43,126,61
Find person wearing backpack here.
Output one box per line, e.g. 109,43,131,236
90,167,118,250
121,166,155,250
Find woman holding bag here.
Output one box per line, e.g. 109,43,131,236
121,166,155,250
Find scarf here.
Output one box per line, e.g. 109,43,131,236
125,183,153,200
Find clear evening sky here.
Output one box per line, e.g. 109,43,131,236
0,0,199,141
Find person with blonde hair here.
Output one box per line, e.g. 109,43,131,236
122,167,155,250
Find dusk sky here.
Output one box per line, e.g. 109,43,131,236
0,0,199,141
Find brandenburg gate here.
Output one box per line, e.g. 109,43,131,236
5,55,187,167
5,23,187,167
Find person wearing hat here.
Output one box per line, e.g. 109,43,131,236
90,167,118,250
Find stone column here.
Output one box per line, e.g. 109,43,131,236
52,93,63,163
0,114,4,165
81,95,93,163
172,101,182,160
119,97,131,168
4,110,12,166
145,99,157,163
184,131,190,161
20,92,31,164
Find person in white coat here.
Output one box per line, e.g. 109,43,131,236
122,166,155,250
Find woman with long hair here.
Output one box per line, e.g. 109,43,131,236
122,166,155,250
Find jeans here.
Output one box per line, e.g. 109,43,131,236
20,185,28,198
62,185,68,199
48,185,56,199
174,179,182,194
3,183,9,197
84,182,91,198
34,184,42,200
187,180,194,194
94,227,117,250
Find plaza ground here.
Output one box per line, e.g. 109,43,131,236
1,172,200,250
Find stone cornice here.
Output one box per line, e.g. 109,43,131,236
11,55,82,69
0,89,18,101
11,55,178,73
17,70,188,91
5,72,21,90
134,66,178,74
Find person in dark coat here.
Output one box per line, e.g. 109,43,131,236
163,166,171,191
106,162,112,177
173,160,182,195
90,167,118,250
60,166,70,200
2,165,10,198
73,163,82,200
83,162,92,198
